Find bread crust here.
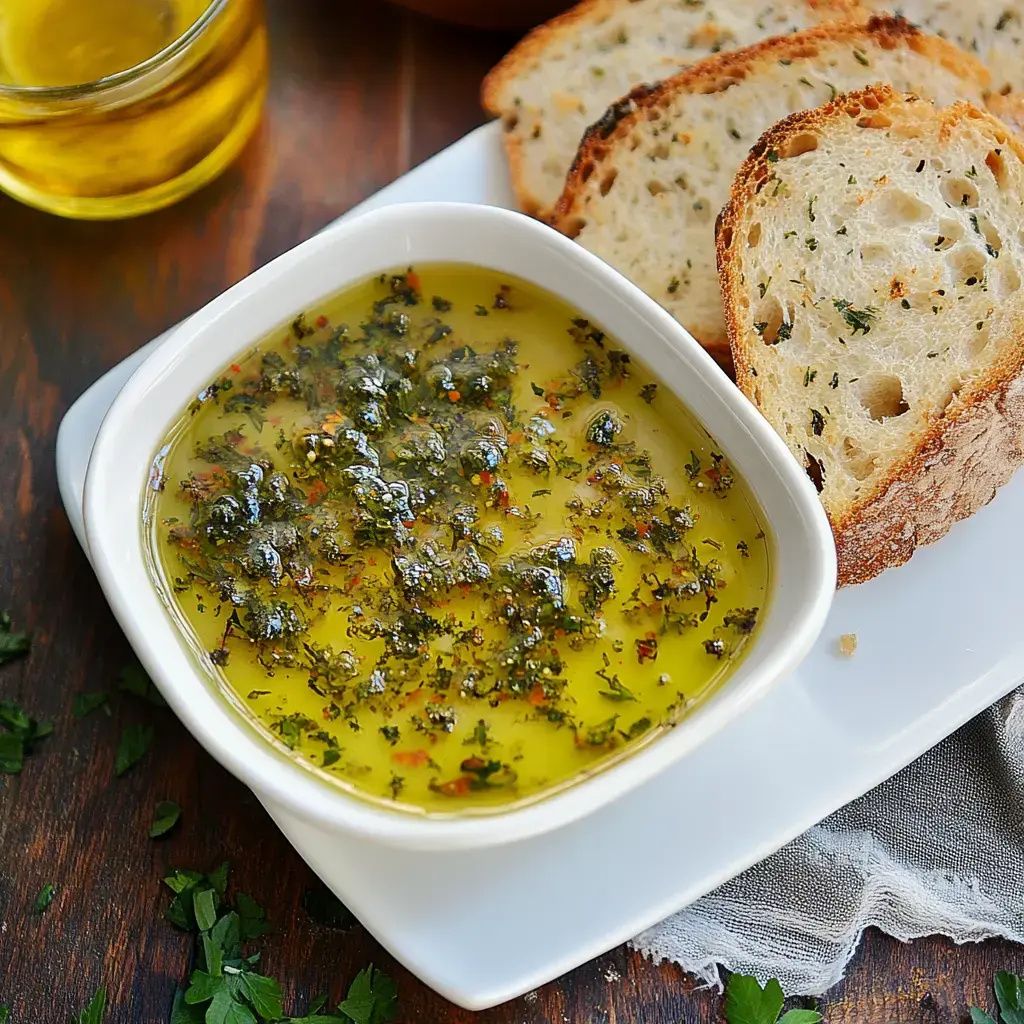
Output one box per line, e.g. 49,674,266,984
552,16,988,231
483,0,869,218
548,16,987,365
717,84,1024,584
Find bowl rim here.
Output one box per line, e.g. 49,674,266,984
83,201,836,850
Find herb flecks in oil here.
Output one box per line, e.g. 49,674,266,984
149,266,768,811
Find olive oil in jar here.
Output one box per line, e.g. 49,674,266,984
0,0,269,219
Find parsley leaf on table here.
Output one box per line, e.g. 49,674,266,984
72,692,109,719
336,966,398,1024
34,883,56,913
114,723,154,776
724,976,822,1024
176,867,284,1024
235,892,271,941
0,612,30,667
972,972,1024,1024
163,866,395,1024
149,800,182,838
0,699,52,774
117,662,167,707
72,986,106,1024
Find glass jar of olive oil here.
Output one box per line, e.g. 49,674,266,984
0,0,268,219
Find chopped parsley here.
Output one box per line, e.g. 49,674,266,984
73,692,109,719
724,974,821,1024
833,299,879,335
971,970,1024,1024
72,988,107,1024
118,662,166,707
0,612,29,666
114,723,154,777
597,671,636,702
0,699,52,774
149,800,182,837
166,864,394,1023
33,882,56,913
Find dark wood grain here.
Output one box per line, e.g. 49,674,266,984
0,2,1018,1021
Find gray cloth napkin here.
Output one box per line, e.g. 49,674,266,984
630,687,1024,995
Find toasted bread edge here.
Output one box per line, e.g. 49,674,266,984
717,85,1024,584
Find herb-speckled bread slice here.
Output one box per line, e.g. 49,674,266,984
480,0,865,219
551,17,990,367
717,85,1024,585
862,0,1024,98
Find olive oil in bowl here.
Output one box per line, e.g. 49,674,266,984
145,265,769,815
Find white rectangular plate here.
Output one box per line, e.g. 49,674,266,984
56,122,1024,1011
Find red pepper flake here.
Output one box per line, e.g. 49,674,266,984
230,364,241,374
507,430,523,444
399,687,424,710
407,271,421,292
479,471,493,486
306,480,328,505
636,522,650,537
315,314,328,329
448,390,461,402
392,749,431,768
345,574,362,594
636,633,659,664
527,686,547,707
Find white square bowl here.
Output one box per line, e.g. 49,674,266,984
83,201,836,851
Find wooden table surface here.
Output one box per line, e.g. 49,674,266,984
0,2,1019,1021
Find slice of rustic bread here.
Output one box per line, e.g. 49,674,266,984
481,0,866,219
862,0,1024,97
550,17,990,366
717,85,1024,585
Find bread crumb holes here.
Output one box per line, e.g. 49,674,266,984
858,374,909,420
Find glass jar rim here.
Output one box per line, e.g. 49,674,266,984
0,0,230,99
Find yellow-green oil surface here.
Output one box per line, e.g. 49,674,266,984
145,265,769,814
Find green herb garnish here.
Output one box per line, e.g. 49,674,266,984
597,672,636,702
0,612,29,666
150,800,182,838
724,975,822,1024
117,663,166,707
971,971,1024,1024
0,699,52,774
832,299,879,335
114,723,155,777
34,882,56,913
73,692,109,719
72,987,106,1024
